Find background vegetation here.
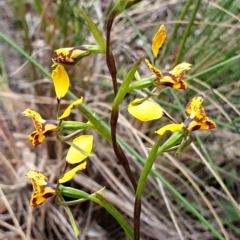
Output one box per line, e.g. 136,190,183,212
0,0,240,239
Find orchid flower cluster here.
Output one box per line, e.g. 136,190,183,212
127,25,215,134
23,64,93,207
22,6,216,238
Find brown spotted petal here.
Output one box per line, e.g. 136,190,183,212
26,170,56,208
52,46,87,66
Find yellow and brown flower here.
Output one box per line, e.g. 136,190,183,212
26,170,56,208
22,109,58,146
155,96,216,136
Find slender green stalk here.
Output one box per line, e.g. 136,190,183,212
161,0,192,63
173,0,201,65
79,7,106,52
59,196,80,237
157,131,185,155
128,75,156,91
60,185,134,240
187,54,240,82
61,121,95,131
113,58,142,110
136,137,162,198
134,137,162,240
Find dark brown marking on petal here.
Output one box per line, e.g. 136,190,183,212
206,120,216,129
33,139,40,146
162,72,177,82
178,80,187,89
191,125,201,131
160,82,174,87
43,130,54,137
43,192,54,199
31,197,39,208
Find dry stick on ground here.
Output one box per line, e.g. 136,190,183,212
0,188,27,240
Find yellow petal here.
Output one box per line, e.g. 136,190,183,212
199,117,216,130
22,108,45,131
58,162,87,183
66,135,93,164
28,131,46,146
30,186,55,208
52,65,70,99
185,96,204,120
186,117,216,132
155,123,184,136
26,170,48,184
26,170,55,208
25,170,48,193
152,25,166,58
145,59,163,79
55,48,74,58
160,73,188,90
170,62,192,77
43,123,58,133
58,97,83,119
128,98,163,121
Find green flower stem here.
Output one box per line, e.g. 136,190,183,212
85,45,104,54
136,136,162,198
128,75,156,91
112,0,129,16
1,32,225,240
76,103,112,142
157,131,185,155
113,58,142,110
57,130,83,142
58,196,80,237
61,121,95,131
59,185,133,240
134,136,162,240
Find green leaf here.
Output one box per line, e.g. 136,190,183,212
79,7,106,52
113,58,142,109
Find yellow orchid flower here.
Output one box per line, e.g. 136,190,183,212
144,24,192,90
152,25,166,59
145,60,192,90
22,109,58,146
59,135,93,183
52,47,86,66
25,170,56,208
52,65,70,100
155,96,216,136
128,98,163,121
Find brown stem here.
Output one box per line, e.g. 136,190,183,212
134,197,141,240
106,11,137,190
106,9,139,239
110,110,137,191
106,12,118,95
